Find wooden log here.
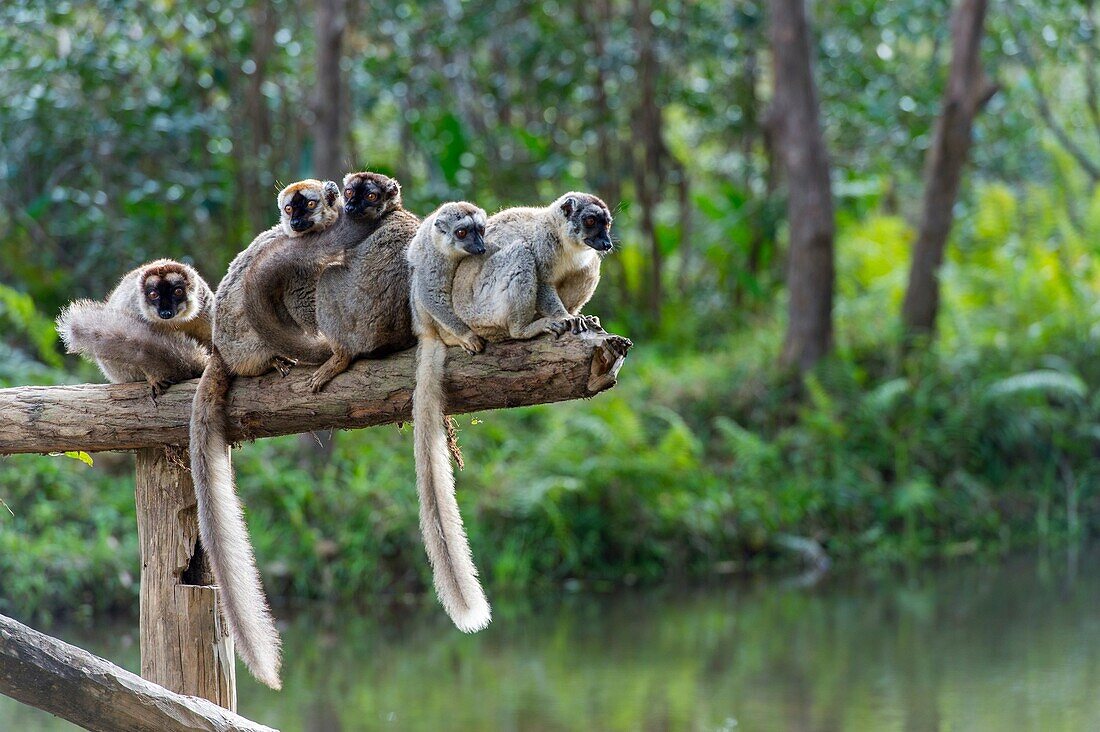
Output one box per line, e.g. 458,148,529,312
0,612,275,732
0,331,631,456
136,447,236,709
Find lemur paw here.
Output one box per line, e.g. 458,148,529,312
306,373,329,393
272,356,297,377
583,314,606,333
549,316,587,338
460,334,485,355
148,378,173,401
606,335,633,357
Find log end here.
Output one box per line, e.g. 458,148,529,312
587,332,634,394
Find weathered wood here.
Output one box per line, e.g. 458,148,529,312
136,447,236,709
0,612,275,732
0,331,630,456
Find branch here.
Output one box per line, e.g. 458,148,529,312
0,331,632,456
1010,17,1100,183
0,612,275,732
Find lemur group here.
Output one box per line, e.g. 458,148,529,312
55,171,632,690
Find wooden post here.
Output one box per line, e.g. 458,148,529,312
135,446,236,710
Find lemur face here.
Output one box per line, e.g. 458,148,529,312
140,266,194,321
433,202,487,256
342,172,401,221
278,179,341,236
559,193,613,252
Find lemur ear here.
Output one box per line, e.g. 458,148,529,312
323,180,340,207
560,197,576,218
386,178,401,198
434,216,449,233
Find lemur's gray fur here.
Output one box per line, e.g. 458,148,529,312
56,259,213,396
450,192,614,341
407,202,492,633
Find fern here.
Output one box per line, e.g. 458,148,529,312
985,370,1087,401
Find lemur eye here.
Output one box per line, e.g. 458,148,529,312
174,287,184,298
367,192,379,202
584,216,597,227
147,291,159,301
283,204,293,214
455,228,468,239
344,188,353,197
307,200,317,209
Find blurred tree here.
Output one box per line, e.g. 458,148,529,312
313,0,347,181
902,0,996,340
769,0,835,372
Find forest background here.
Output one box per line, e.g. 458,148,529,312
1,0,1097,624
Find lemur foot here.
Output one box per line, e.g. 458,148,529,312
583,314,605,333
605,335,633,358
306,372,330,393
549,316,589,338
272,356,297,377
459,333,485,355
147,378,174,403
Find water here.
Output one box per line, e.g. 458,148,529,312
3,552,1099,731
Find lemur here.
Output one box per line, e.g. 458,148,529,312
56,259,213,397
450,192,615,341
189,178,346,690
407,202,492,633
307,171,419,392
241,178,345,364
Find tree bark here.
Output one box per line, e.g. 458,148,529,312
313,0,347,180
769,0,836,372
902,0,995,338
0,331,631,456
0,613,274,732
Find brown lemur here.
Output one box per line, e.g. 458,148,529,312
189,178,346,691
307,171,419,392
241,178,346,366
450,192,616,342
56,259,213,397
407,202,492,633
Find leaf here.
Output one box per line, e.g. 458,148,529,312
985,370,1087,401
48,451,94,467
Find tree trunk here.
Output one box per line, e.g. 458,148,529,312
632,0,667,325
313,0,348,180
769,0,836,372
902,0,995,339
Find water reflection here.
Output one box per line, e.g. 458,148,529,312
3,552,1099,731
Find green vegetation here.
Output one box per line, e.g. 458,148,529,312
2,0,1099,625
3,178,1097,623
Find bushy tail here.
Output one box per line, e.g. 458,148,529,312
189,350,282,689
413,335,491,632
57,301,208,375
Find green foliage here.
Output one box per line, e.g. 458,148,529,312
2,0,1100,626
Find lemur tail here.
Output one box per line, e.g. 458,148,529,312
56,301,208,375
189,349,282,689
413,335,491,633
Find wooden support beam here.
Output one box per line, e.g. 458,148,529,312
0,612,275,732
0,331,631,455
136,447,236,709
